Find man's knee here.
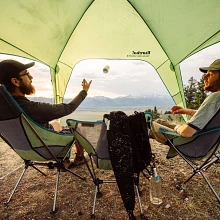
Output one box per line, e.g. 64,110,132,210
49,120,62,132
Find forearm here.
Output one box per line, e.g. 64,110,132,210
50,90,87,119
24,90,87,122
185,108,197,116
67,90,87,112
174,124,197,137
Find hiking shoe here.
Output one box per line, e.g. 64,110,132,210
68,156,85,168
63,158,71,166
59,158,71,172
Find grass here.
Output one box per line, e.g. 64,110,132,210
0,139,219,220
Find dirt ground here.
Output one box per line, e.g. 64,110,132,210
0,138,219,220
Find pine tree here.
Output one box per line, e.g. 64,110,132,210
145,107,160,120
153,106,160,119
145,108,153,114
194,78,207,109
184,77,197,109
184,76,207,109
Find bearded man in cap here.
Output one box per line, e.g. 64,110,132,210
150,59,220,144
0,59,92,167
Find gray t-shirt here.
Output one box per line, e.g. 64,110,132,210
187,92,220,130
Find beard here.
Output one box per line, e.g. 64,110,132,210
204,72,220,92
19,81,35,95
204,83,220,92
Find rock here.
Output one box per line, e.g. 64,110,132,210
165,204,171,209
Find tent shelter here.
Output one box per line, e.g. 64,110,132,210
0,0,220,106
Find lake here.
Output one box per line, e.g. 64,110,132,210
60,105,172,126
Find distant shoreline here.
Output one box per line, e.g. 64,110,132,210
76,105,172,110
60,105,173,125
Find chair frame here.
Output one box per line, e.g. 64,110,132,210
159,127,220,204
0,85,85,213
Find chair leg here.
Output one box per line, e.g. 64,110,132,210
31,164,47,176
183,170,197,185
50,161,86,213
199,170,220,203
134,185,146,219
0,164,23,180
181,155,220,203
91,186,98,219
51,170,60,213
96,180,103,198
64,168,86,181
85,156,97,183
134,174,146,220
5,167,27,204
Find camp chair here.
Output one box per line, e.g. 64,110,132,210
66,112,152,220
158,110,220,204
0,85,85,213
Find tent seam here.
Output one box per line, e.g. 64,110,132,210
174,30,220,66
56,1,95,64
0,38,50,69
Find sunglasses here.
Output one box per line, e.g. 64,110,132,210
18,72,32,78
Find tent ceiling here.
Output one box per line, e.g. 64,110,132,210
0,0,220,106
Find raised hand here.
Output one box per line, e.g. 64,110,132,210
82,79,92,92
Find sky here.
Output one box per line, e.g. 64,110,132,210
0,42,220,99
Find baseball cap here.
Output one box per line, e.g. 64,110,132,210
199,59,220,73
0,59,35,84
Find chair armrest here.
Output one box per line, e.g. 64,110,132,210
158,126,181,137
159,125,220,138
195,127,220,136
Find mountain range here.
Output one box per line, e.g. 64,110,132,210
29,94,174,108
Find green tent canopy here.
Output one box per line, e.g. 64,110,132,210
0,0,220,107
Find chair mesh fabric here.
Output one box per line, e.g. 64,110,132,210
0,118,32,151
21,116,74,158
0,85,74,161
75,121,112,170
0,87,21,120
